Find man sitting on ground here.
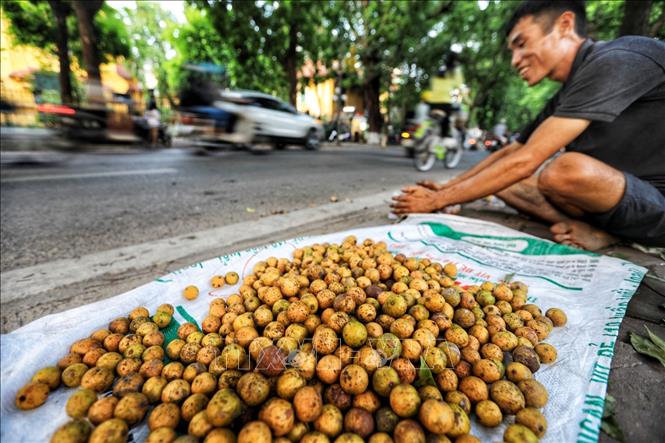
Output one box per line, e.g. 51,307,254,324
392,0,665,250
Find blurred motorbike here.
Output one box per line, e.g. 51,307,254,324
482,131,508,152
412,109,464,171
36,103,171,148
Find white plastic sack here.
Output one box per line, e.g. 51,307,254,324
1,214,645,442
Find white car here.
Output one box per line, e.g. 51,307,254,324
174,90,323,150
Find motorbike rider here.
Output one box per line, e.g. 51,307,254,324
427,54,464,137
493,118,509,145
392,0,665,250
144,99,161,147
178,64,233,132
414,94,431,124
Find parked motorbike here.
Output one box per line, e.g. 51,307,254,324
463,127,484,150
327,128,351,143
132,116,172,147
412,110,464,171
482,131,508,152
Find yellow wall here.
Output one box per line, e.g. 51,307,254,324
1,14,137,125
1,15,61,125
297,78,335,120
99,59,137,95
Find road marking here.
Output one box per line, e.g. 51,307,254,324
1,168,178,183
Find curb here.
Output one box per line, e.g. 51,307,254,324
1,190,397,304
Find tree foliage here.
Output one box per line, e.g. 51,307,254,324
188,1,283,98
91,3,131,61
191,0,331,104
2,1,58,52
175,0,663,132
116,1,179,105
2,0,128,103
332,1,455,132
164,6,230,98
2,1,129,63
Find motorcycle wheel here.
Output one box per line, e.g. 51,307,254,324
160,134,173,148
444,145,463,168
414,141,436,172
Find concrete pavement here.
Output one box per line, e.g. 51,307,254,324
0,187,397,332
8,142,471,331
3,144,485,270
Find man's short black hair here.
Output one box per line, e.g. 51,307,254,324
504,1,587,38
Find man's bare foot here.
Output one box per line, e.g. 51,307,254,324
550,221,618,251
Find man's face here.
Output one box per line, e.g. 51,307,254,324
507,15,567,86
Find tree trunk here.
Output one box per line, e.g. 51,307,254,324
619,0,653,36
71,1,103,82
48,0,73,104
157,73,176,109
364,72,382,134
285,23,298,106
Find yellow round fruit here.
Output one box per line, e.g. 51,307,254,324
183,285,199,300
211,275,225,289
225,272,240,285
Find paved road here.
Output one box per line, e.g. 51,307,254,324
1,143,487,272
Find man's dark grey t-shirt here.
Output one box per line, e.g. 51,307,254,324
518,37,665,191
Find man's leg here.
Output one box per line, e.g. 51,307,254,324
495,175,570,225
537,152,623,250
150,127,158,147
494,152,623,250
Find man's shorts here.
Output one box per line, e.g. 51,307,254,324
584,172,665,246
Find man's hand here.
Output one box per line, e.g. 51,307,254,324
391,185,443,214
416,180,443,191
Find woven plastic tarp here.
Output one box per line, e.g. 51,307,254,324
1,214,645,442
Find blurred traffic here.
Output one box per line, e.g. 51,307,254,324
0,0,527,161
173,63,323,150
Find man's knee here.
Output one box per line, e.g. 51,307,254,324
538,152,608,197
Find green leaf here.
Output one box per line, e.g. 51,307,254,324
601,416,625,442
602,394,616,419
414,356,436,388
601,393,624,442
644,326,665,353
630,332,665,367
503,273,515,283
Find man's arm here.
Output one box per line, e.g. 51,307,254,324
449,141,523,187
416,142,523,192
392,116,590,213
